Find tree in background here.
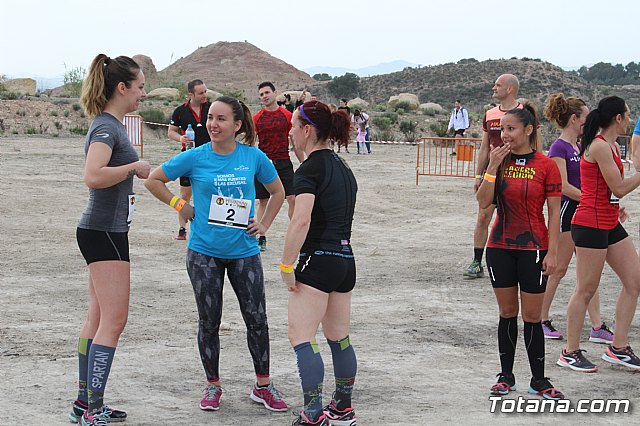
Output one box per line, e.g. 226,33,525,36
327,72,360,100
312,73,332,81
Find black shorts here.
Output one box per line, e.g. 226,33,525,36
560,199,578,233
571,223,628,249
486,248,547,294
77,228,130,264
453,128,465,136
295,244,356,293
255,159,294,199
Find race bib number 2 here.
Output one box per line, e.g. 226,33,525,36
208,196,252,228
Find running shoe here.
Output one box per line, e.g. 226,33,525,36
258,236,267,252
557,348,598,372
589,322,614,344
200,383,223,411
490,372,517,396
463,259,484,278
542,319,563,340
324,400,357,426
602,344,640,370
69,401,127,423
250,382,288,412
528,377,564,400
176,227,187,241
81,410,108,426
291,411,329,425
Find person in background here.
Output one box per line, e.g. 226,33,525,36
70,53,150,426
352,110,371,154
541,93,613,343
167,79,211,240
559,96,640,373
253,82,305,251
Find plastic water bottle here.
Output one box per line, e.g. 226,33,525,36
185,124,195,149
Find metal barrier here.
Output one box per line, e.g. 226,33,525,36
416,137,482,185
124,114,144,158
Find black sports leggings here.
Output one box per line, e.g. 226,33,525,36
186,249,270,380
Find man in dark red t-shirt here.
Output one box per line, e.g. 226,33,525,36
253,82,305,251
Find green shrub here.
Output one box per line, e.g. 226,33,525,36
421,107,437,116
372,116,393,130
35,111,41,117
471,131,480,138
394,101,413,112
25,126,40,134
72,103,81,111
396,108,405,115
63,109,70,117
0,91,18,100
221,89,247,103
139,108,166,129
16,110,26,116
54,121,62,130
381,111,398,124
399,120,418,141
50,111,58,117
374,103,387,112
372,130,395,141
63,65,86,97
429,120,449,137
70,126,88,135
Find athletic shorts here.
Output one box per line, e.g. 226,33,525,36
453,128,465,136
571,223,628,249
255,159,294,199
486,247,547,294
77,228,129,264
560,199,578,233
295,244,356,293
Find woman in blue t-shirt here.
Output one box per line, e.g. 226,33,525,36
145,96,288,413
542,93,613,344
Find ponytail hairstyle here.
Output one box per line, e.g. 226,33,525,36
80,54,140,117
214,96,256,146
543,93,587,129
297,101,351,146
580,96,627,156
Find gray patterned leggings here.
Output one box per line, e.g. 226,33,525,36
186,249,270,381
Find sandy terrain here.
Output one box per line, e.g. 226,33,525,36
1,135,639,425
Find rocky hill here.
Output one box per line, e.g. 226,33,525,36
156,41,315,100
359,58,640,114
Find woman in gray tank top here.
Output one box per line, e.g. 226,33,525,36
69,53,150,426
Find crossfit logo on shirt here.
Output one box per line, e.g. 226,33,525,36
234,165,250,171
95,133,110,138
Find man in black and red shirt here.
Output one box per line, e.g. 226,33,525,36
253,82,305,251
168,79,211,240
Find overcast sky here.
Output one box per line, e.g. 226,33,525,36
2,0,638,81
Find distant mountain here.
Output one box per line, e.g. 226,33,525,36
156,41,315,100
305,60,417,78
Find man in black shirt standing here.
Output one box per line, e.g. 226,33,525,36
168,79,211,240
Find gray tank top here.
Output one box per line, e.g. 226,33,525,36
78,113,139,232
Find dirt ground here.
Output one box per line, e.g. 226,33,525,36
1,135,639,425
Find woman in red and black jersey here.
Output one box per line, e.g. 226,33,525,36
477,102,564,400
559,96,640,373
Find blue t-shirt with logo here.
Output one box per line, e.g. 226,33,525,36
162,142,277,258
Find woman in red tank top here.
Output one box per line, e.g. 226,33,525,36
559,96,640,373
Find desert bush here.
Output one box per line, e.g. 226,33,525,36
371,130,395,141
16,110,26,117
421,107,437,116
394,101,413,112
382,111,398,124
429,120,449,137
35,111,41,117
374,103,387,112
63,65,86,97
399,120,418,141
50,111,58,117
72,103,81,111
221,89,247,103
63,110,70,117
396,108,405,115
139,108,166,128
54,121,62,130
372,116,393,130
471,131,480,138
328,73,360,99
70,126,88,135
25,126,40,134
0,91,18,100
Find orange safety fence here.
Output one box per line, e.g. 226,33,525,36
124,114,144,158
416,137,481,185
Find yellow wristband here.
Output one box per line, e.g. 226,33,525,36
475,175,482,179
174,199,186,212
179,136,183,143
483,172,496,183
280,262,294,273
169,195,180,208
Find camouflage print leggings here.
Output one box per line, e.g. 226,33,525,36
186,249,270,380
